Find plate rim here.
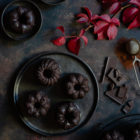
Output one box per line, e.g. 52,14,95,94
13,51,99,136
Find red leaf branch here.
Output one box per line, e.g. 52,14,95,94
52,0,140,55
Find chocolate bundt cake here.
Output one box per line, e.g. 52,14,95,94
102,130,124,140
56,102,80,130
65,73,89,99
133,123,140,140
8,6,35,34
26,91,50,117
37,58,60,86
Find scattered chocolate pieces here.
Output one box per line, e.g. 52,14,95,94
107,68,128,86
122,100,134,114
105,85,128,105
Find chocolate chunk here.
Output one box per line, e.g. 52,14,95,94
107,68,128,86
100,57,110,84
105,86,128,105
117,86,127,99
122,100,134,114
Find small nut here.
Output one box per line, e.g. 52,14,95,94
126,38,140,55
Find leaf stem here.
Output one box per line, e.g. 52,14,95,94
85,24,94,32
65,35,77,38
112,4,131,18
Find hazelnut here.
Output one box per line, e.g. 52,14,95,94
126,38,140,55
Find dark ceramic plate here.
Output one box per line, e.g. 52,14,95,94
13,52,99,136
40,0,65,5
98,114,140,140
1,0,42,40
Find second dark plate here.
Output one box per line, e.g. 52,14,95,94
1,0,42,40
40,0,65,5
13,52,99,136
98,114,140,140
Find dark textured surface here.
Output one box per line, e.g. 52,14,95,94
0,0,140,140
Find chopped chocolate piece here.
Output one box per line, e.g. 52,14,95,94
100,57,110,84
128,100,134,107
105,86,128,105
122,105,131,114
117,86,127,99
107,68,128,86
122,100,134,114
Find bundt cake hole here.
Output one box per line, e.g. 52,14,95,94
74,84,81,91
65,112,74,122
19,14,27,24
34,102,41,109
43,69,53,78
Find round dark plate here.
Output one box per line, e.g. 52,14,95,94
98,114,140,140
13,52,99,136
1,0,42,40
40,0,65,5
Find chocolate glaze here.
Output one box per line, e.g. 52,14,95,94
26,91,50,118
65,73,89,99
56,102,80,130
37,58,60,86
8,6,35,34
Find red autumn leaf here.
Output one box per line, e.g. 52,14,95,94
79,29,85,37
82,7,92,18
102,0,128,14
98,14,111,22
52,36,66,46
68,38,81,55
56,26,65,34
109,2,121,14
77,7,96,25
94,21,109,34
81,36,88,46
122,0,140,29
93,14,120,40
129,0,140,7
77,17,89,23
76,13,89,19
111,17,120,26
123,7,139,24
97,31,106,40
128,15,140,29
107,24,118,40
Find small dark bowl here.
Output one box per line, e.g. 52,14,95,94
40,0,65,5
1,0,42,40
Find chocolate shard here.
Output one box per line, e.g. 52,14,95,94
117,85,127,99
105,86,128,105
105,88,127,105
122,100,134,114
107,68,128,86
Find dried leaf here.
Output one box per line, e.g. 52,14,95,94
68,38,81,55
52,36,66,46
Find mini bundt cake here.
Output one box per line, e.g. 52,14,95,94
133,123,140,140
56,102,80,130
8,6,35,34
65,73,89,99
26,91,50,117
37,58,60,86
102,130,125,140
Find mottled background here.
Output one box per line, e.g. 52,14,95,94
0,0,140,140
